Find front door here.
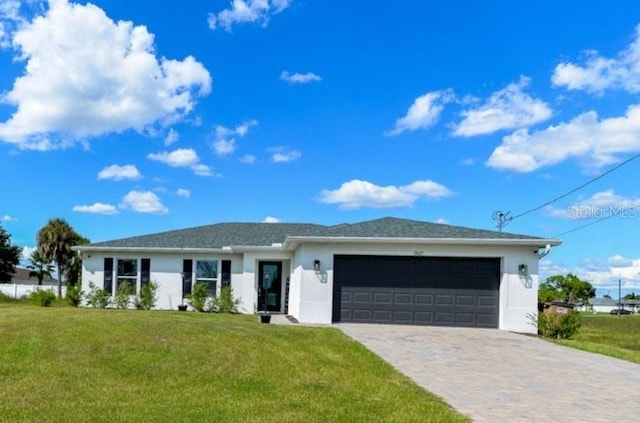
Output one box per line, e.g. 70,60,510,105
258,261,282,313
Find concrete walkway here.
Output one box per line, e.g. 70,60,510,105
338,324,640,422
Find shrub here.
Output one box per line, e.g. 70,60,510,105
65,284,84,307
115,280,133,309
134,281,158,310
86,282,111,308
28,289,57,307
0,292,24,303
186,283,208,312
209,286,241,313
538,311,581,339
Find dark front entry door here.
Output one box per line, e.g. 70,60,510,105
258,261,282,313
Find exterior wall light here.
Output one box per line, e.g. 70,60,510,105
313,260,321,272
518,264,528,277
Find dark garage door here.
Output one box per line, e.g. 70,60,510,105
333,255,500,328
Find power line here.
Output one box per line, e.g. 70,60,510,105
552,215,612,238
493,151,640,230
512,152,640,220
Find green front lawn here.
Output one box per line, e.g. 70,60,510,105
554,314,640,364
0,305,469,422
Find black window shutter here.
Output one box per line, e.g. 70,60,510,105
182,259,193,298
141,259,151,286
104,258,113,294
221,260,231,289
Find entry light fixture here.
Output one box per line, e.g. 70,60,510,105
518,264,528,277
313,260,321,272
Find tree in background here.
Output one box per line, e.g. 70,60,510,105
624,292,637,300
0,224,21,283
64,235,90,287
26,250,55,285
538,273,596,304
36,218,85,298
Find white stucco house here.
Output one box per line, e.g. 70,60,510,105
74,217,561,334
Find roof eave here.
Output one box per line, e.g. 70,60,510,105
73,246,235,254
283,236,562,250
225,245,287,253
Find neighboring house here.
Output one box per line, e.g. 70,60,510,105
0,267,58,299
623,299,640,313
9,267,56,285
579,298,639,313
75,217,560,334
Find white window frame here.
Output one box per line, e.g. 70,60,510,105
116,258,138,295
195,260,219,297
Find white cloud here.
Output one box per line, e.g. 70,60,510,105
148,149,198,167
148,148,213,176
608,254,634,267
453,76,552,137
434,218,449,224
1,215,17,222
21,245,36,261
208,0,291,32
240,154,256,164
459,157,475,166
544,190,640,220
97,164,142,181
385,89,455,136
213,139,235,156
213,120,258,156
176,188,190,198
0,1,21,21
318,179,453,209
119,190,168,214
552,24,640,94
191,163,217,177
263,216,280,223
541,256,640,293
0,0,211,149
72,202,118,215
280,71,322,84
270,147,301,163
0,0,21,47
486,105,640,172
165,128,179,146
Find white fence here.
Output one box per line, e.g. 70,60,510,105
0,283,65,299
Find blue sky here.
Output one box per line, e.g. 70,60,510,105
1,0,640,296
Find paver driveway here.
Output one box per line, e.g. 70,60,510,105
339,324,640,422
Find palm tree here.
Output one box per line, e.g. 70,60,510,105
26,250,55,285
64,235,90,287
37,218,81,298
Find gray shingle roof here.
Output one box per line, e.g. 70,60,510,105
323,217,542,239
89,222,327,249
85,217,551,249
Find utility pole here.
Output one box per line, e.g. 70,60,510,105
618,278,622,316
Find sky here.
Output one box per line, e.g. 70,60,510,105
1,0,640,297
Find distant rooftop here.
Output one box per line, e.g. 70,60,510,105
6,267,56,285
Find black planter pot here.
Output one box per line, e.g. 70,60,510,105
260,314,271,324
178,305,188,311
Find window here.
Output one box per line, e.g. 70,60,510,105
196,260,218,297
117,259,137,294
